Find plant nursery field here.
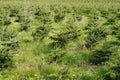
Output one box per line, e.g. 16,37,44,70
0,0,120,80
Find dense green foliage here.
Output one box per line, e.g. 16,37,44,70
0,26,18,70
0,0,120,80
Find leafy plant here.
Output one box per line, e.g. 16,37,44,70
32,24,51,41
0,15,11,26
54,11,65,23
9,6,20,17
0,27,18,70
49,24,81,48
90,41,120,65
20,19,31,31
85,26,108,48
34,7,52,24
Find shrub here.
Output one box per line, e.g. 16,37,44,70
54,12,65,23
90,41,120,65
85,26,108,48
90,49,112,65
111,23,120,39
0,27,18,70
0,15,11,26
20,19,31,31
47,49,65,63
34,7,52,24
32,24,51,41
49,24,81,48
9,6,20,17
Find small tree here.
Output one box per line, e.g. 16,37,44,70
0,27,18,70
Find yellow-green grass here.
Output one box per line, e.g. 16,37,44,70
0,0,120,79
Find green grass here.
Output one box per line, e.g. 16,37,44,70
0,0,120,80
